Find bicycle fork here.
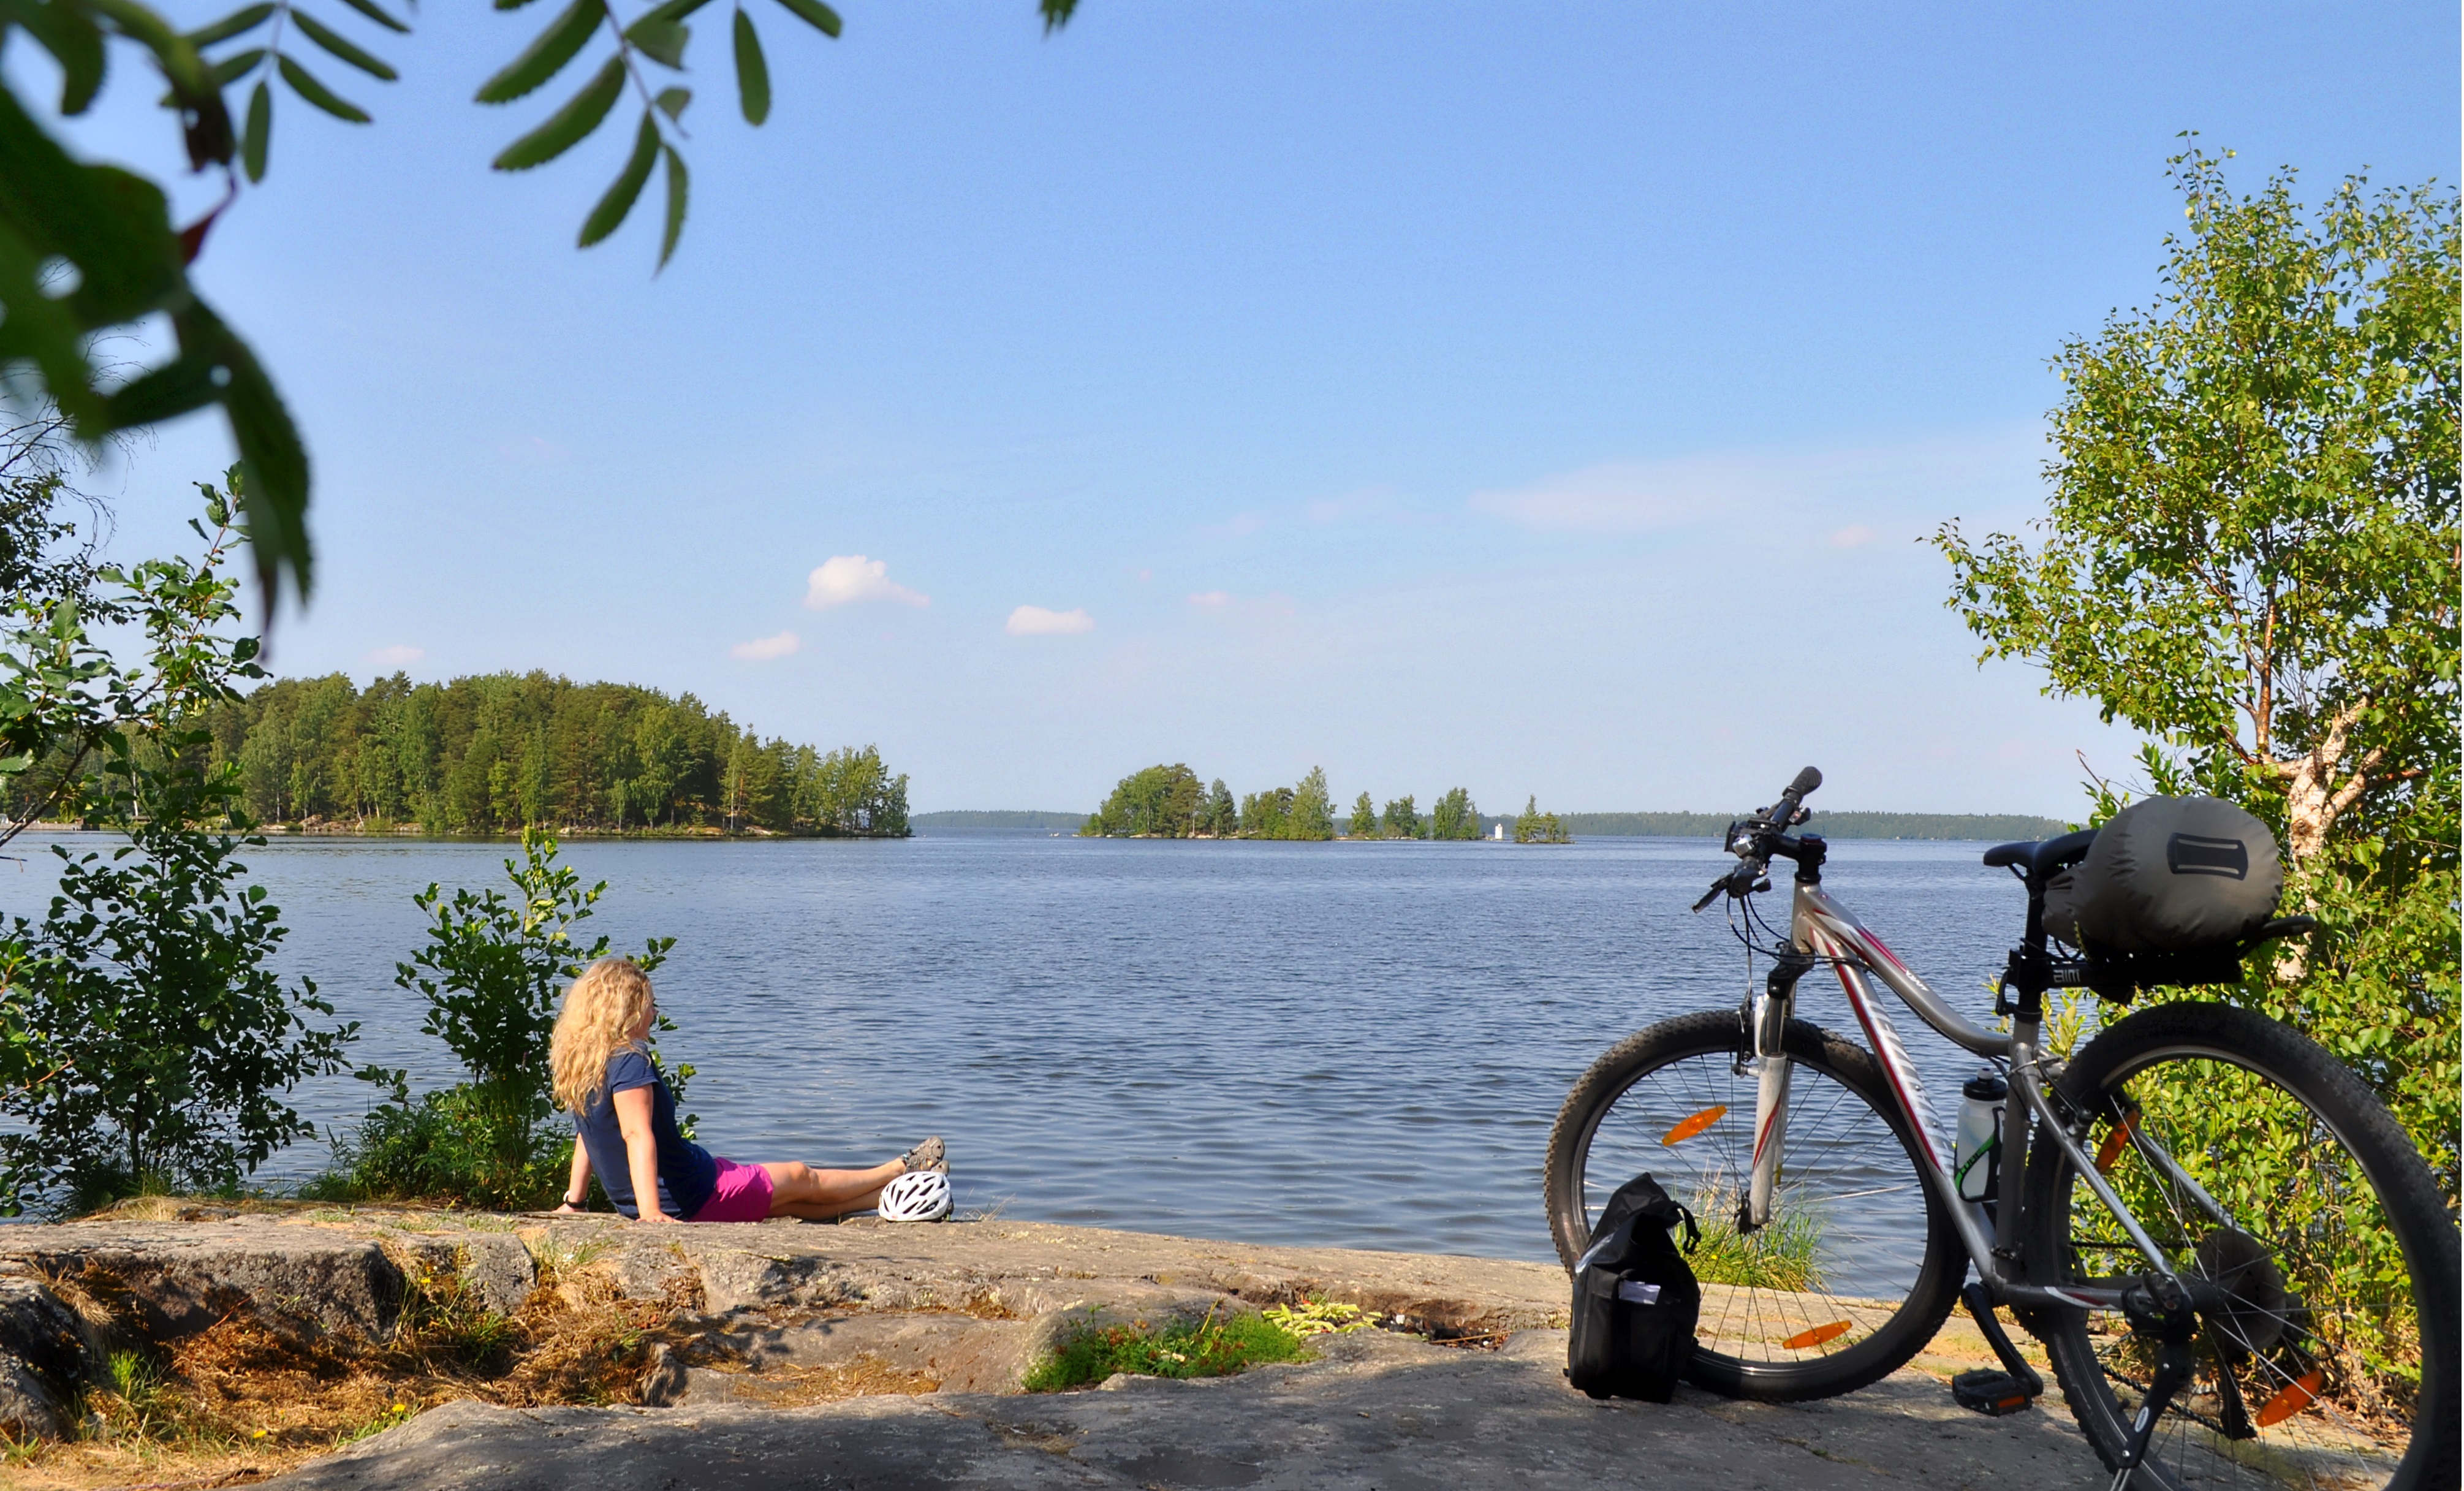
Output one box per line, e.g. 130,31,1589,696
1738,950,1813,1231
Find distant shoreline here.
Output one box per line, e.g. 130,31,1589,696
914,809,2071,841
10,810,2071,845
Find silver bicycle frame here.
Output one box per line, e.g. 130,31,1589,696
1741,877,2204,1313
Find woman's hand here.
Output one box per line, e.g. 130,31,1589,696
552,1201,586,1215
634,1208,679,1225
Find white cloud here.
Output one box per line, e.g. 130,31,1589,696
1832,525,1876,547
805,555,928,609
367,645,424,667
1468,431,2043,536
1467,456,1753,533
730,630,801,661
1186,590,1296,617
1006,605,1095,636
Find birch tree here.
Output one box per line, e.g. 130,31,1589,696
1936,146,2457,868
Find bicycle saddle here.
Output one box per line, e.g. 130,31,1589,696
1981,829,2097,881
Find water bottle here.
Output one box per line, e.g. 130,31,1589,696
1953,1071,2007,1204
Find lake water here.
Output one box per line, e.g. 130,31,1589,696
0,830,2034,1262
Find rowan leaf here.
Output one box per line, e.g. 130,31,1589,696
490,56,624,170
241,80,271,181
334,0,411,34
15,1,108,114
647,0,720,21
659,144,688,268
99,353,224,428
290,11,398,81
732,10,769,125
184,4,276,48
770,0,839,39
276,55,371,122
656,86,691,121
209,48,266,86
475,0,605,104
172,302,313,605
580,113,660,248
0,221,99,427
626,15,689,69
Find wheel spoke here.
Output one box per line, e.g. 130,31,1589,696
2022,1006,2443,1491
1548,1014,1960,1401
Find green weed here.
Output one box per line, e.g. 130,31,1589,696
1260,1297,1381,1337
1023,1307,1312,1392
1683,1185,1824,1292
335,1399,418,1446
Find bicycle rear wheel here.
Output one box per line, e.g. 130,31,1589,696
2022,1001,2460,1490
1545,1009,1966,1400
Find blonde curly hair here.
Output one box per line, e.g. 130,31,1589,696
550,957,654,1114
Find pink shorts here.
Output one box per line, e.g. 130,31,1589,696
689,1157,776,1223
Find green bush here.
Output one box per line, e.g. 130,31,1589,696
319,829,679,1208
306,1083,571,1212
0,480,355,1216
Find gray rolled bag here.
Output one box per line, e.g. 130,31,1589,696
2043,795,2284,958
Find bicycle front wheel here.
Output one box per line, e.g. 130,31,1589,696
1545,1009,1967,1400
2022,1001,2460,1490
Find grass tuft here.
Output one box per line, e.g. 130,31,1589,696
1023,1306,1312,1392
1682,1183,1824,1292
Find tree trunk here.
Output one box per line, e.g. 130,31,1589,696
2279,700,2379,869
2275,700,2382,979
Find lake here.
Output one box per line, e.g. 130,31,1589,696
0,830,2034,1262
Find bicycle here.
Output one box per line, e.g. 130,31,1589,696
1544,767,2458,1490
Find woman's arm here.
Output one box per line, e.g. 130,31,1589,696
612,1085,678,1224
553,1137,592,1215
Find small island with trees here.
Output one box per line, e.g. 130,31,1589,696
1078,764,1507,840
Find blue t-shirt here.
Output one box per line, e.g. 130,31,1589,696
576,1046,717,1219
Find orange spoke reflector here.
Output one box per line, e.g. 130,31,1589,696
1661,1105,1728,1146
2094,1113,2138,1174
2254,1370,2324,1428
1781,1321,1854,1349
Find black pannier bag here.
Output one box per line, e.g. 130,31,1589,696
2042,795,2284,983
1566,1173,1700,1403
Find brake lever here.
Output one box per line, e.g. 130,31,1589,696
1691,860,1768,912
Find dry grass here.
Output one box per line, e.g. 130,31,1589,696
0,1256,708,1490
679,1353,939,1408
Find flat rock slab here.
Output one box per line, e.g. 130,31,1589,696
270,1330,2108,1490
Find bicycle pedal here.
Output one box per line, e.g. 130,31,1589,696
1951,1369,2036,1416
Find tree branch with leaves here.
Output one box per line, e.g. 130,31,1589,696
1935,145,2458,870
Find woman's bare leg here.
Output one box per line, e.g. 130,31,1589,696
756,1159,905,1221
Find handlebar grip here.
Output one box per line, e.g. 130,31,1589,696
1786,765,1822,799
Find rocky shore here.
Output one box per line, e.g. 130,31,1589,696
0,1201,2101,1489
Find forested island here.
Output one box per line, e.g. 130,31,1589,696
110,672,914,837
1079,764,1495,840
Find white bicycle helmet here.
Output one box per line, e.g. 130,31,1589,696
878,1169,952,1223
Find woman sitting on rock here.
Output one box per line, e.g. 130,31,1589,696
547,955,946,1223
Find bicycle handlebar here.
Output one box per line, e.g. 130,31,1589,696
1691,766,1825,911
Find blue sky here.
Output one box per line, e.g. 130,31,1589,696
18,2,2459,816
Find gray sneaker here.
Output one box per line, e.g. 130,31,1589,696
901,1136,947,1175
